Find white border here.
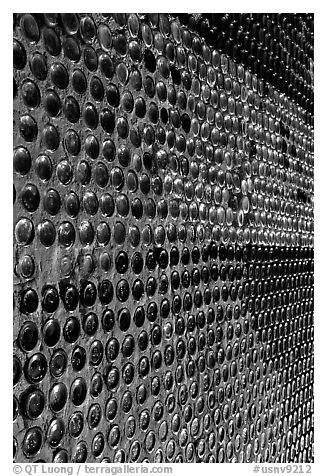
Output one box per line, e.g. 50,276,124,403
2,3,325,474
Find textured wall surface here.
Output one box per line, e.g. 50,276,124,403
13,13,314,463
